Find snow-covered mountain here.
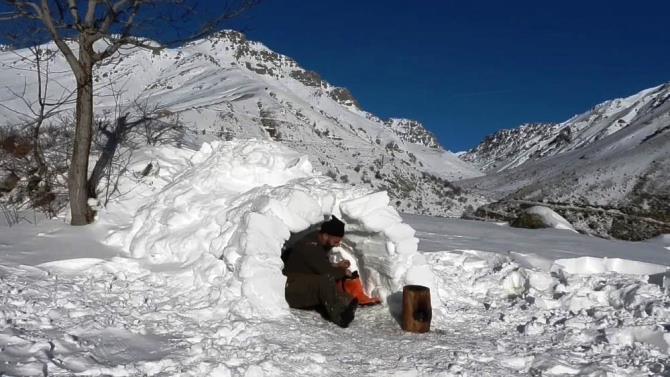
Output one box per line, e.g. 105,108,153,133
462,84,670,173
0,31,483,216
458,84,670,240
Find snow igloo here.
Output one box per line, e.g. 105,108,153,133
109,140,442,322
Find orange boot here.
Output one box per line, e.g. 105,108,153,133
341,277,381,306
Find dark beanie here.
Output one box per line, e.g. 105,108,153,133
321,215,345,237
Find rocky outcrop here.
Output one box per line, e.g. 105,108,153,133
327,87,360,109
385,119,440,149
289,70,324,88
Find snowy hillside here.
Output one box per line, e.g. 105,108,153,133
458,84,670,240
0,31,483,217
1,139,670,376
460,123,565,173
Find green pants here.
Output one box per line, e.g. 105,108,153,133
285,273,350,322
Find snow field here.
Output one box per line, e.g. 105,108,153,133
1,140,670,375
2,241,669,375
427,249,670,375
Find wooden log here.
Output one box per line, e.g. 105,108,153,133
401,285,432,333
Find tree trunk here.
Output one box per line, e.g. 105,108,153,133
32,117,48,185
68,39,95,225
401,285,432,333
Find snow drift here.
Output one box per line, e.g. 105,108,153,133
106,140,441,321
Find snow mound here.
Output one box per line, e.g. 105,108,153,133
106,140,441,321
515,206,576,232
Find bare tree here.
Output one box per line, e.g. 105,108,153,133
0,0,260,225
0,45,74,216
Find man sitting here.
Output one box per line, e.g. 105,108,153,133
282,215,358,327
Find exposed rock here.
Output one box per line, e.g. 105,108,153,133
511,206,575,231
245,62,274,76
512,211,552,229
289,70,324,88
328,87,360,109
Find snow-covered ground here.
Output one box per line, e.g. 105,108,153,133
1,141,670,376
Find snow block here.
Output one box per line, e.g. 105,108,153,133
340,191,390,219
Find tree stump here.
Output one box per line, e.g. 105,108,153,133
401,285,432,333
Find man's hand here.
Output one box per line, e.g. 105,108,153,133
335,260,351,270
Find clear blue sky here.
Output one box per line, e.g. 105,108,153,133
224,0,669,151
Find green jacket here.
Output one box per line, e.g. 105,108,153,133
282,231,346,279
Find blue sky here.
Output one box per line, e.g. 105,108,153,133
224,0,669,151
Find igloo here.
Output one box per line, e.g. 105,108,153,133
108,140,442,322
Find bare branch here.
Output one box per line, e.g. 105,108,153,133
6,83,41,117
94,35,161,62
0,11,35,21
84,0,97,27
163,0,262,45
37,0,83,78
99,0,132,33
67,0,81,26
92,0,142,60
0,101,35,119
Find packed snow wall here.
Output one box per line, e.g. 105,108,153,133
107,140,442,322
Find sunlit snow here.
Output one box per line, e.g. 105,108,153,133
1,140,669,376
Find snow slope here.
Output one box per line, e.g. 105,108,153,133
1,141,670,376
0,31,483,217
